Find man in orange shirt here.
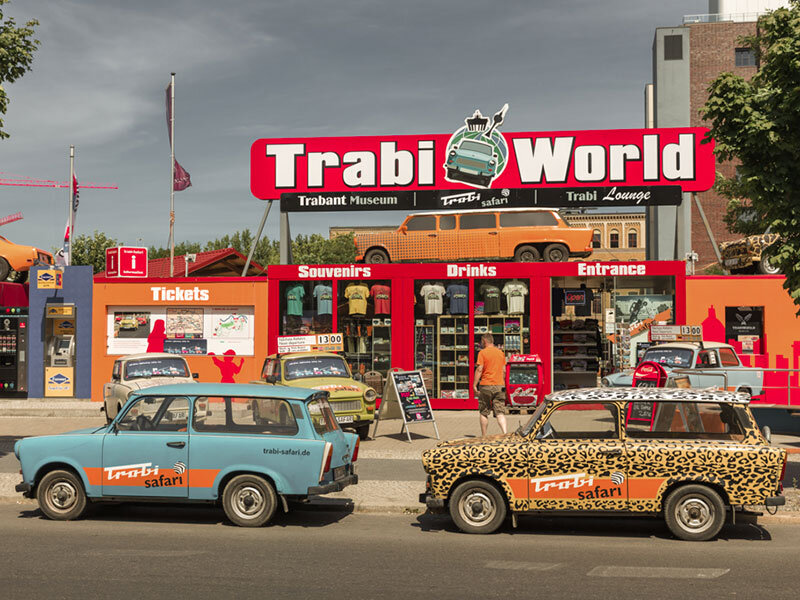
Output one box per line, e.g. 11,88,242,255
474,333,507,436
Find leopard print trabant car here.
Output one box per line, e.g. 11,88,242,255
719,232,781,274
420,387,787,540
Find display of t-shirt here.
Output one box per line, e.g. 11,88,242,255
479,283,502,314
446,284,469,315
419,283,446,315
285,284,305,316
313,284,333,315
502,281,528,315
344,283,370,315
371,284,391,314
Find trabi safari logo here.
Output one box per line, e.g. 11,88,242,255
444,104,509,189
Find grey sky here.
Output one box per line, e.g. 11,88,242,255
0,0,702,252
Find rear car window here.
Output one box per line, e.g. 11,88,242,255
405,216,436,231
125,357,189,380
625,401,745,441
193,396,298,436
718,348,740,367
641,347,693,368
307,398,339,435
499,211,558,227
459,213,496,230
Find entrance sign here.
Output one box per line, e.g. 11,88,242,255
252,126,715,200
277,333,344,354
650,325,703,342
373,370,439,442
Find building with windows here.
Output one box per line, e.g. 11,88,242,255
647,0,788,267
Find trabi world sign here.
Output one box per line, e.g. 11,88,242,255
250,106,715,200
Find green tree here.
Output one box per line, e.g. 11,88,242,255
292,233,356,265
702,1,800,308
70,230,120,273
0,0,39,139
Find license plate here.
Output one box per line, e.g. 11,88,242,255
723,258,739,266
336,415,354,424
168,411,187,420
333,465,347,479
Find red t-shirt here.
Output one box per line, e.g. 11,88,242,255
371,284,391,314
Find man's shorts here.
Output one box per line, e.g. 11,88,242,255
478,385,507,417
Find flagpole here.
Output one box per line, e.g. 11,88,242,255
68,145,75,266
169,72,176,277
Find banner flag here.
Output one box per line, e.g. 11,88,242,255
165,82,192,192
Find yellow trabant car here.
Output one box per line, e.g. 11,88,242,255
255,352,377,440
420,387,787,541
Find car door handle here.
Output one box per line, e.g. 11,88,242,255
488,232,498,235
600,448,623,456
166,441,186,449
427,234,437,237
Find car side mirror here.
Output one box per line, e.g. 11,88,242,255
266,375,278,384
192,373,199,379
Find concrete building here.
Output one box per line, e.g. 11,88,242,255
647,0,788,268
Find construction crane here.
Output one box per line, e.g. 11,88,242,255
0,173,118,191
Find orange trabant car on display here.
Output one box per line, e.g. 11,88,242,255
420,387,787,540
354,208,594,263
0,235,55,282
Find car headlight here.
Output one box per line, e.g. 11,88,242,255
449,150,456,156
601,377,610,387
489,159,496,166
363,388,377,403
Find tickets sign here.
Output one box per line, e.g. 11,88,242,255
277,333,344,354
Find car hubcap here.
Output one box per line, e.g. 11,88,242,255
459,490,496,526
676,496,713,533
49,481,77,511
521,251,535,262
232,485,264,519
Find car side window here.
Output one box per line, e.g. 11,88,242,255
718,348,740,367
696,350,719,368
539,402,619,440
405,216,436,231
112,361,121,382
193,396,298,436
626,401,745,441
439,215,456,230
459,213,497,230
261,359,277,379
499,211,558,227
116,396,190,432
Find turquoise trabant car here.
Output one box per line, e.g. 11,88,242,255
15,383,358,527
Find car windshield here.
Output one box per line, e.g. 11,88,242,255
509,365,539,385
284,357,350,380
459,140,491,155
517,400,550,436
641,347,694,368
124,358,189,380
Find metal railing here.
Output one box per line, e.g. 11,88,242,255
683,12,767,24
670,367,800,406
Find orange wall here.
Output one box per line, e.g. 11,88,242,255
686,275,800,370
91,278,268,401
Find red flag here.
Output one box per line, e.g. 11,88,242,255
64,174,79,243
166,81,192,192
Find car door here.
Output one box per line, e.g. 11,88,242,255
527,401,628,511
434,214,459,261
397,215,438,261
457,213,500,260
692,349,726,388
101,395,190,498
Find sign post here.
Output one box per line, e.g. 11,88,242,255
373,370,439,443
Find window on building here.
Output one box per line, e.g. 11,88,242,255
592,229,601,249
735,48,756,67
664,35,683,60
628,229,638,248
610,229,620,249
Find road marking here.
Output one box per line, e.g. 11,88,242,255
587,566,729,579
485,560,561,571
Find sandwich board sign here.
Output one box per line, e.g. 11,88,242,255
372,369,439,443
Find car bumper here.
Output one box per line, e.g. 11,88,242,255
15,481,32,497
765,495,785,507
419,492,445,509
570,251,593,258
307,474,358,495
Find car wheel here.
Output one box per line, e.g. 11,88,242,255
757,256,780,275
738,387,752,399
37,469,88,521
543,243,568,262
449,479,507,534
357,424,370,441
222,474,278,527
663,484,725,541
0,258,10,281
364,248,389,264
513,245,540,262
8,269,28,284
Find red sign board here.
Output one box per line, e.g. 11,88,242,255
105,247,148,278
251,126,715,199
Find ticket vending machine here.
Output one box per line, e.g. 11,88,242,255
44,304,76,397
0,307,28,398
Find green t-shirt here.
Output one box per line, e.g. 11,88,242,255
286,284,305,316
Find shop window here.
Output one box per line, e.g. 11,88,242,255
460,213,496,230
337,279,392,384
280,280,333,336
414,279,469,399
609,229,619,248
405,215,436,231
628,229,638,248
439,215,456,230
551,280,601,393
592,229,601,249
472,277,530,385
735,48,756,67
499,211,557,227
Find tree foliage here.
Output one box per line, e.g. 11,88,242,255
702,1,800,308
0,0,39,139
70,231,120,273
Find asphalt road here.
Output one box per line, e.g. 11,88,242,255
1,504,798,599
